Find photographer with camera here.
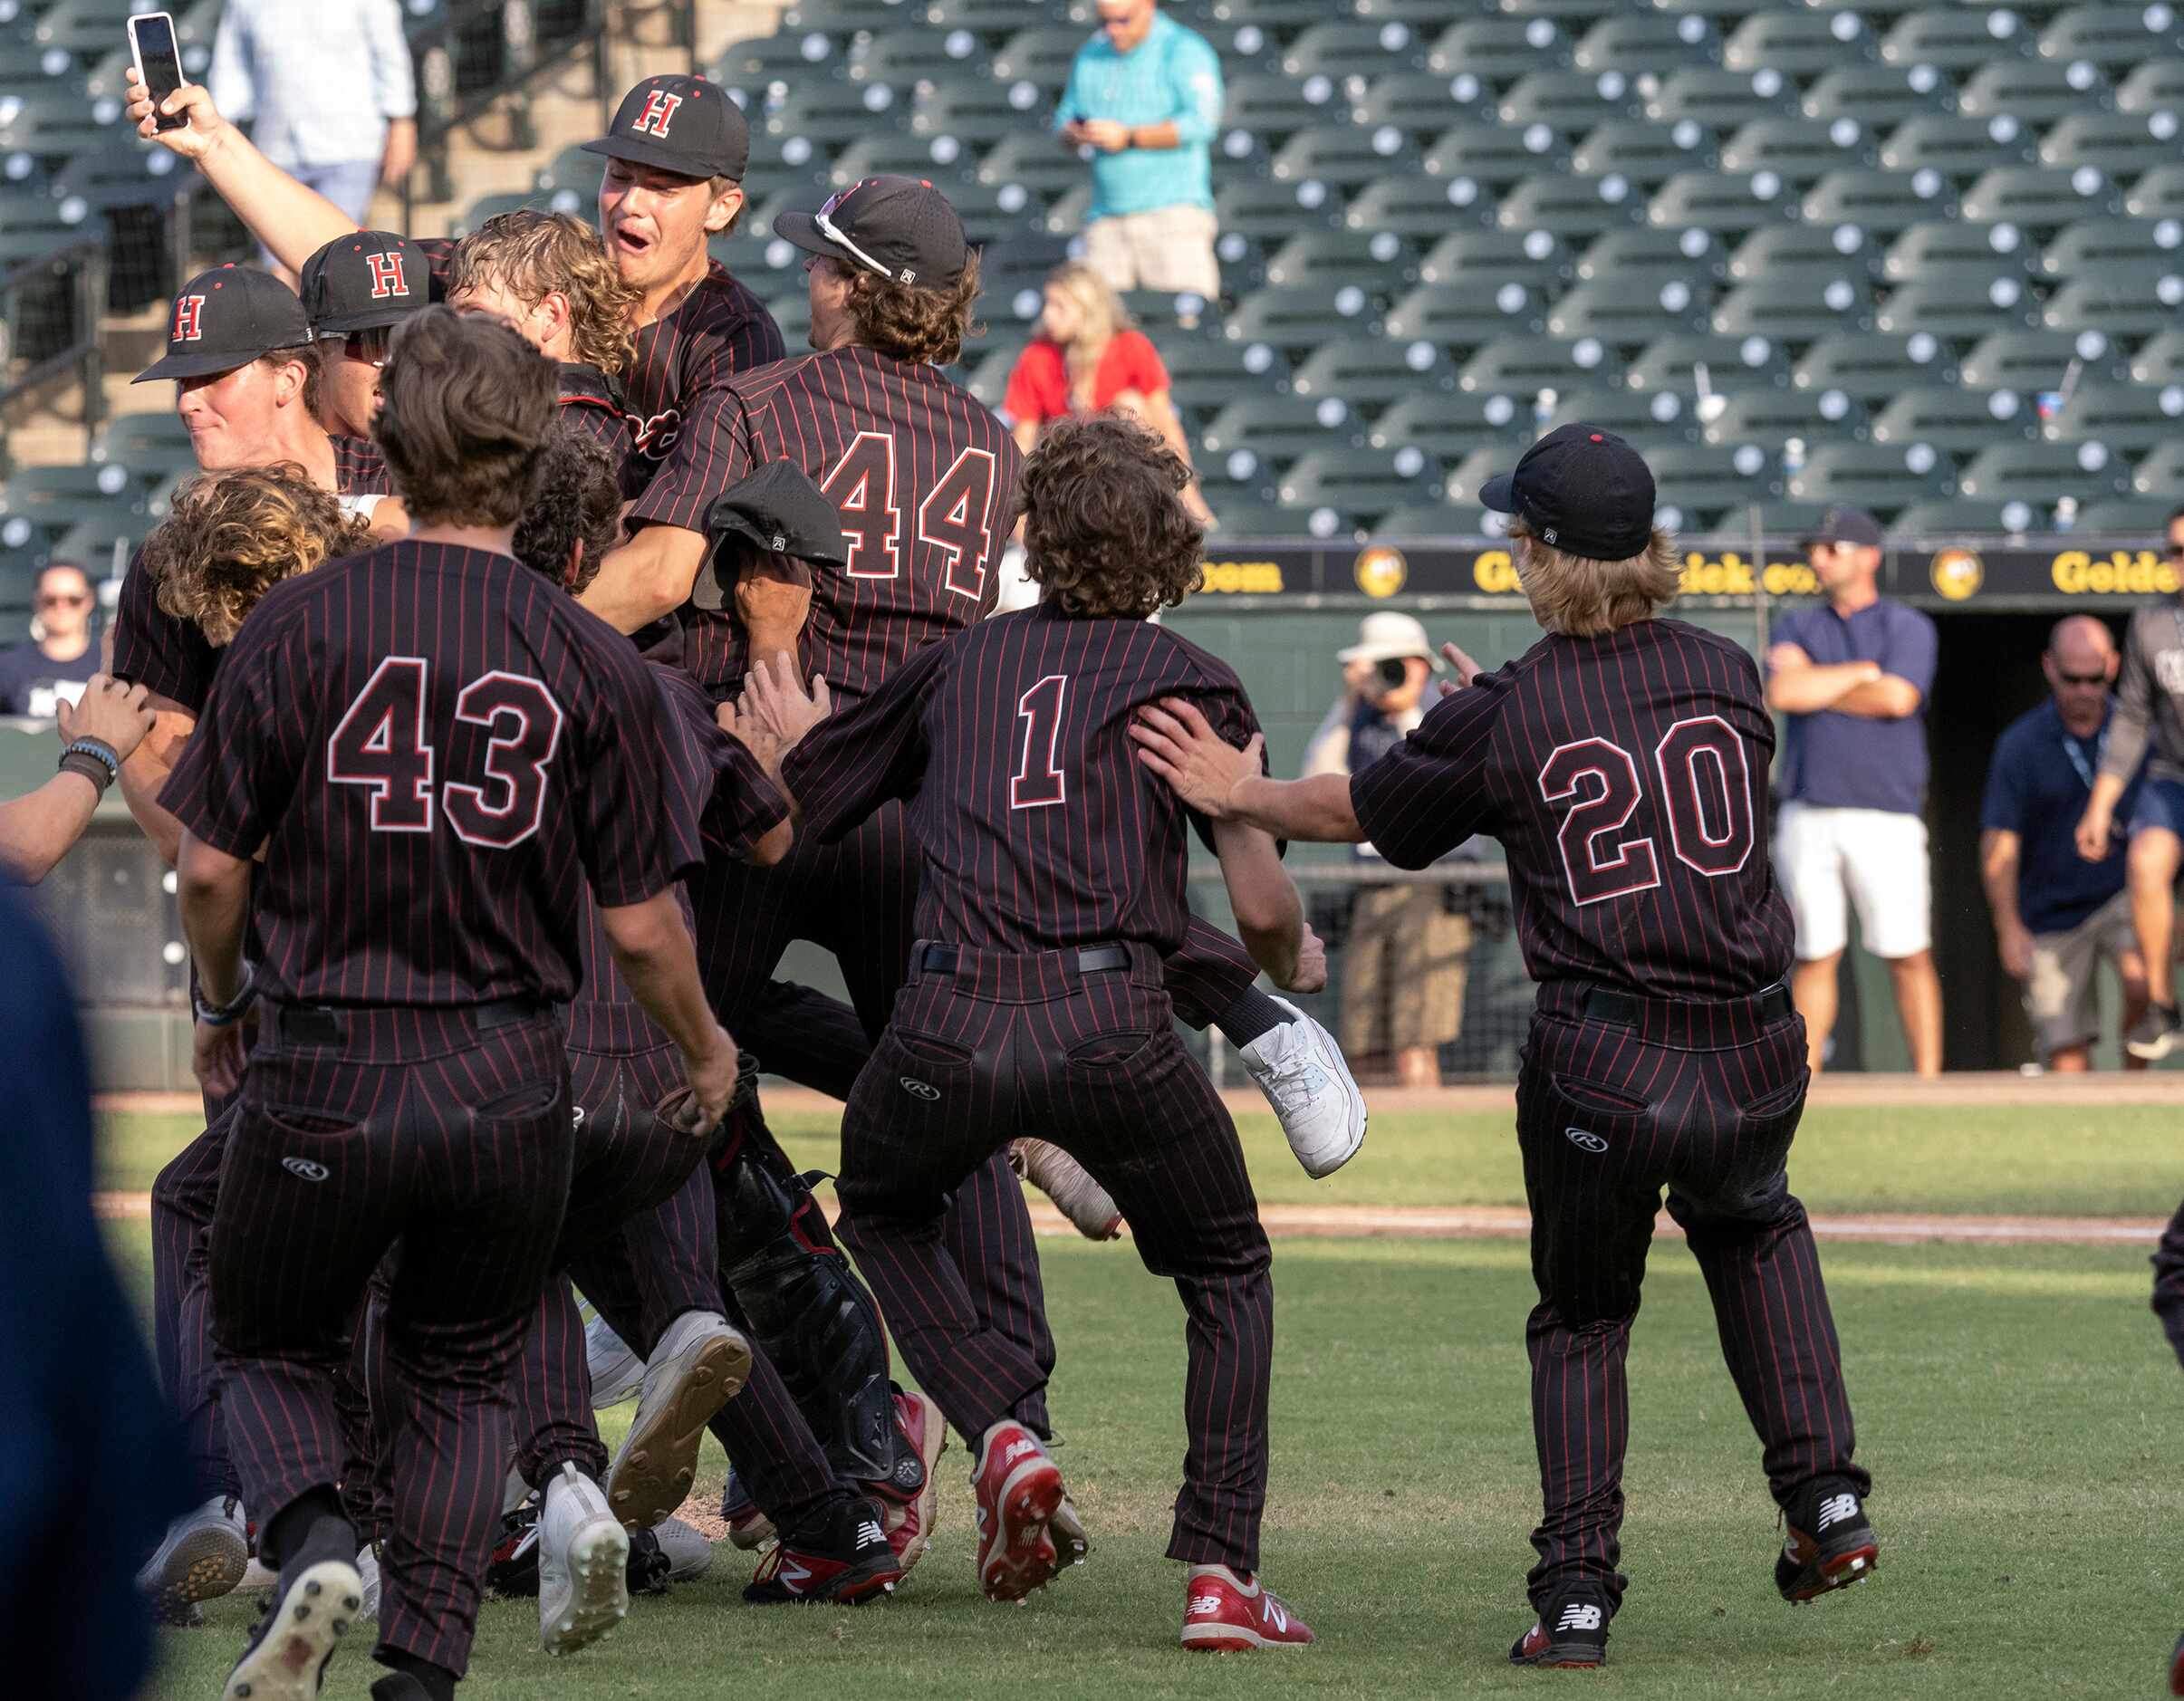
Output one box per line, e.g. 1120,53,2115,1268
1303,613,1475,1087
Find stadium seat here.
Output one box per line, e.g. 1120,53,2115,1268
1496,71,1643,135
1785,441,1959,515
1206,0,1333,35
952,343,1024,412
781,0,920,34
1355,0,1497,21
1547,274,1716,344
2132,440,2184,495
1201,395,1367,484
1494,172,1649,240
1213,230,1270,293
1261,230,1419,294
1875,115,2040,179
845,28,991,88
1570,121,1721,190
1343,173,1499,236
2039,216,2184,279
2079,496,2183,533
1216,178,1346,242
1701,386,1871,450
2043,383,2184,454
1723,10,1879,76
1719,119,1877,191
768,291,813,350
987,26,1087,89
1423,123,1572,187
1280,20,1430,83
1881,219,2037,282
1118,288,1219,330
1958,439,2132,501
1291,335,1460,407
1580,226,1728,284
1223,72,1349,144
2117,59,2184,113
1374,504,1494,537
1457,336,1627,399
52,139,185,213
1646,443,1783,526
1872,264,2043,341
1801,168,1959,239
1794,331,1958,401
2126,164,2184,220
1647,69,1803,133
1360,72,1495,137
1415,228,1568,290
1206,490,1355,540
2043,265,2184,340
1879,8,2038,72
1444,446,1516,505
1499,0,1634,24
1727,224,1880,284
1627,331,1794,393
1159,336,1295,418
1573,12,1723,74
1648,170,1801,236
1892,496,2048,534
0,465,144,537
911,82,1054,151
1960,166,2122,229
1425,18,1573,82
2038,4,2184,73
974,133,1089,200
2128,328,2184,385
1800,65,1957,129
1548,386,1702,441
1958,327,2131,389
451,190,557,236
2042,111,2184,178
1222,284,1381,354
1269,125,1422,189
93,412,197,486
1713,274,1874,343
1869,385,2041,453
927,0,1067,37
1383,279,1545,348
1278,446,1442,524
1955,59,2115,126
1368,391,1535,456
757,85,911,151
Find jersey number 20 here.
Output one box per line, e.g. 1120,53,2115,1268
1538,716,1754,906
326,656,565,849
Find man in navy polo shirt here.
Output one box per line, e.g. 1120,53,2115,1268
1982,617,2149,1071
1765,507,1943,1076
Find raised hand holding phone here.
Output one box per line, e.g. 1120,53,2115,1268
126,13,188,134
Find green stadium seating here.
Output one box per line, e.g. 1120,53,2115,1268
2042,265,2184,340
1876,115,2040,180
911,82,1054,149
1800,65,1957,129
2079,497,2182,533
1344,174,1498,236
1269,125,1422,188
952,343,1023,411
1444,446,1517,505
1262,230,1418,294
1217,178,1345,241
1280,20,1429,82
974,134,1086,200
1581,226,1727,284
1386,279,1546,348
1713,274,1874,343
2125,164,2184,219
1548,386,1701,441
1278,446,1442,523
1496,71,1643,135
2132,441,2184,495
1415,228,1569,290
1795,332,1958,401
847,28,991,88
1646,443,1783,526
1648,69,1801,132
1702,386,1871,449
1959,439,2132,502
1457,335,1626,397
1569,121,1721,190
1223,283,1380,352
1727,224,1878,283
2038,4,2184,72
1494,172,1649,240
451,190,558,237
782,0,920,34
1881,219,2037,281
2041,111,2184,178
1958,327,2131,389
1207,490,1355,540
1498,0,1635,24
928,0,1067,38
1723,10,1879,76
1870,385,2041,454
1205,0,1333,36
1223,71,1347,141
1649,170,1801,236
1956,60,2115,127
2127,330,2184,385
1627,331,1794,393
1785,441,1959,515
1425,19,1573,83
1879,8,2038,72
1202,394,1366,475
1961,166,2121,229
2042,383,2184,454
1423,123,1571,187
1159,335,1294,418
1872,264,2042,341
1374,504,1492,537
1367,391,1534,454
1573,13,1723,74
2039,217,2184,279
1360,72,1494,138
1291,334,1460,406
1892,496,2048,534
1354,0,1486,23
757,85,911,151
1801,168,1958,238
986,26,1084,89
2116,59,2184,112
1547,274,1716,344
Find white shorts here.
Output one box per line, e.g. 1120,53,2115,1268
1773,802,1933,961
1083,205,1220,296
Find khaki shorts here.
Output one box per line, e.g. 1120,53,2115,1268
1083,204,1220,296
1339,883,1471,1057
2026,888,2142,1056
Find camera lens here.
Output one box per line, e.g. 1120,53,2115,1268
1375,657,1409,688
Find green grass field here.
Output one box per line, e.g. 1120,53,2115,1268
114,1103,2184,1699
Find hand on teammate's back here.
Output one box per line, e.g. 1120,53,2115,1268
715,697,784,782
1130,697,1261,819
123,67,226,160
58,675,154,763
743,652,832,751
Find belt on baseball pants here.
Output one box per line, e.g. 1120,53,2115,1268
1568,980,1795,1048
270,997,553,1048
914,942,1130,977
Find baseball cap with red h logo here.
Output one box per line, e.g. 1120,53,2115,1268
133,263,312,384
300,231,433,339
581,73,750,183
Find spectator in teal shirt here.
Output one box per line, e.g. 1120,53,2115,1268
1054,1,1225,297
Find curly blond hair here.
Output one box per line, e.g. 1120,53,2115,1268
447,209,641,378
143,465,372,646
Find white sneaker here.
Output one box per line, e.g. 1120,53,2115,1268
538,1464,630,1656
651,1514,716,1585
605,1310,752,1532
137,1494,249,1623
585,1314,646,1408
356,1541,381,1620
1237,1000,1367,1178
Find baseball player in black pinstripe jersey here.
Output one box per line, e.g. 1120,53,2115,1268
162,311,740,1701
1134,425,1877,1670
733,415,1318,1652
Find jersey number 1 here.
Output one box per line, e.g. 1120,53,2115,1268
1010,674,1068,811
326,656,565,849
1538,716,1754,906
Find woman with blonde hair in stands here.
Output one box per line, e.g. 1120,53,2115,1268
1003,260,1213,523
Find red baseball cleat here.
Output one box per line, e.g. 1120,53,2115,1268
742,1496,900,1606
879,1390,948,1577
1508,1591,1609,1667
971,1420,1066,1602
1180,1564,1315,1651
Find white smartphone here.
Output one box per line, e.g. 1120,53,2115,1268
127,11,188,133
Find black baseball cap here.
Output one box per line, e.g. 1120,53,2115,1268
696,463,849,610
301,232,431,338
133,264,311,384
1802,505,1886,549
775,177,969,291
581,74,749,183
1479,424,1657,560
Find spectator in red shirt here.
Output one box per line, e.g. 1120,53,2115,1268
1003,263,1211,523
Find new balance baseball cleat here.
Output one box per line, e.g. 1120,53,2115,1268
876,1389,948,1577
221,1558,364,1701
1238,1000,1367,1179
972,1419,1068,1602
1776,1478,1879,1603
138,1493,250,1625
605,1309,752,1533
537,1464,630,1656
1508,1590,1610,1667
721,1470,775,1551
1051,1494,1091,1570
1011,1138,1123,1239
743,1495,901,1605
1179,1564,1315,1651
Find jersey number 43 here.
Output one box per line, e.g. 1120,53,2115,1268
1539,716,1755,906
326,656,564,849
